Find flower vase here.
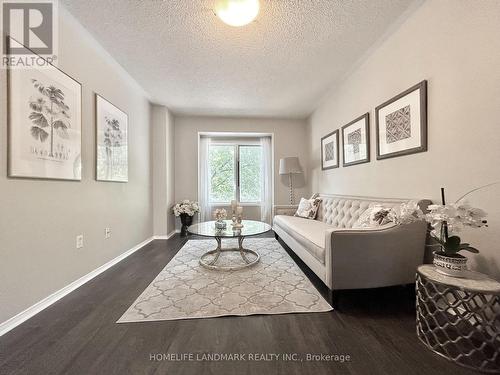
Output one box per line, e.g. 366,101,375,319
433,251,468,277
180,213,193,237
215,219,227,230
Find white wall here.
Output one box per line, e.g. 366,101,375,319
308,0,500,279
174,115,309,226
0,8,153,323
152,105,175,236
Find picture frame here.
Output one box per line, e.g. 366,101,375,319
376,80,427,160
8,45,82,181
341,113,370,167
95,94,129,182
321,129,339,170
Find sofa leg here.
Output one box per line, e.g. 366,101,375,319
329,289,340,310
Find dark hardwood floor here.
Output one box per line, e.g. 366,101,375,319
0,234,475,375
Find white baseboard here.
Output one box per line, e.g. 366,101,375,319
153,230,178,240
0,236,155,337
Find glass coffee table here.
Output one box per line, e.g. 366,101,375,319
187,220,272,270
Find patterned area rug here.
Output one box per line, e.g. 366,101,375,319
117,238,332,322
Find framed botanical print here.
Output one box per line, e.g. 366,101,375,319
376,80,427,160
321,129,339,170
96,94,128,182
8,56,82,180
341,113,370,167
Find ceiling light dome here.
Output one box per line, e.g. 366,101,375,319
215,0,260,27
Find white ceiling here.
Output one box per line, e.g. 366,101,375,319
62,0,416,118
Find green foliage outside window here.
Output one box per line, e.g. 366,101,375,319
239,146,262,202
208,144,262,203
209,145,235,203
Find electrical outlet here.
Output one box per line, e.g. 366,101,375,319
76,234,84,249
105,228,111,239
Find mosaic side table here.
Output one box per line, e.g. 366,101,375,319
416,265,500,373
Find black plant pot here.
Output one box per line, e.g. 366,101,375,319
180,214,193,237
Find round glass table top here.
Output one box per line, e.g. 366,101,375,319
187,220,272,238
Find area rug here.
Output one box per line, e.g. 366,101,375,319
117,238,332,322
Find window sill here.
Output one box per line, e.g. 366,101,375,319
210,203,262,207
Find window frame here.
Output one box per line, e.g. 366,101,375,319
208,142,262,205
237,144,262,204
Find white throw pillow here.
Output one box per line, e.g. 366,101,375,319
294,197,322,220
352,205,395,228
352,207,374,228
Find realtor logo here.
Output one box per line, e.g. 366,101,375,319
1,0,58,67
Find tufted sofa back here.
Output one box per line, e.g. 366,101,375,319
315,194,428,228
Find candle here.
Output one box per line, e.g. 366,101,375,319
231,200,237,213
236,206,243,214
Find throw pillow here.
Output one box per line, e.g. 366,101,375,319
352,205,395,228
294,197,322,219
352,207,374,228
371,206,393,225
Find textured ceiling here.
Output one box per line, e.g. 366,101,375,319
62,0,416,118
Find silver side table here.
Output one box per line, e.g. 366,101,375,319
416,265,500,373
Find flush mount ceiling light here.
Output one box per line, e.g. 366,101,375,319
215,0,260,27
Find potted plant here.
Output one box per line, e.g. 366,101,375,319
173,200,200,237
425,188,488,277
372,188,490,278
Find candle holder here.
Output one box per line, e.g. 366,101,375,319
232,206,244,229
232,214,243,229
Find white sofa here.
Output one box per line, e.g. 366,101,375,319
273,194,430,294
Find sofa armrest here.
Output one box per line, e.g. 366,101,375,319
274,205,298,216
325,221,427,290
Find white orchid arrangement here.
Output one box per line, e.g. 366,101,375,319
173,200,200,217
213,208,227,221
426,202,488,256
399,184,495,257
371,189,490,258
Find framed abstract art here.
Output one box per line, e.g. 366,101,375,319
95,94,128,182
341,113,370,167
321,129,339,170
376,80,427,160
8,54,82,180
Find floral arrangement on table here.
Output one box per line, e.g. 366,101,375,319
213,208,227,230
423,187,489,277
173,200,200,217
364,185,492,277
426,202,488,256
213,208,227,221
382,186,492,277
173,200,200,237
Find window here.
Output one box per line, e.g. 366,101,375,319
208,143,262,204
208,145,235,203
239,146,262,202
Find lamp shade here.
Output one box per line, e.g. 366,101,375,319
279,157,302,175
